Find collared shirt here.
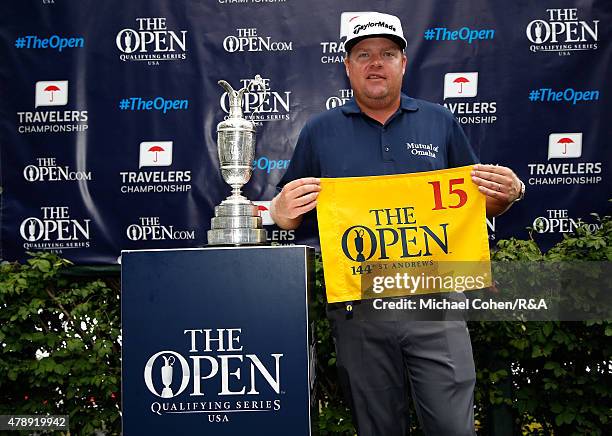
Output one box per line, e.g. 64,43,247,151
279,93,478,185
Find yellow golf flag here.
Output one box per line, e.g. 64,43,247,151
317,166,491,303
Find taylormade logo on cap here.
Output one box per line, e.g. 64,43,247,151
340,12,407,52
354,21,397,35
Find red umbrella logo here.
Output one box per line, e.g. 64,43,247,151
148,145,165,162
557,137,574,154
453,77,469,94
257,205,269,212
44,85,61,102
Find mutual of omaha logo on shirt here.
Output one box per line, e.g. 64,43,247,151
406,142,439,159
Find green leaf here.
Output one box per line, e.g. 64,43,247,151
531,346,542,358
551,402,563,413
543,361,558,370
36,259,51,272
555,410,576,426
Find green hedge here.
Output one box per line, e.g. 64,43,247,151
0,256,120,434
0,212,610,435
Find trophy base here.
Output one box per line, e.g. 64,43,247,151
207,228,268,246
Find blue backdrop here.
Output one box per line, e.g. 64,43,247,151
1,0,610,264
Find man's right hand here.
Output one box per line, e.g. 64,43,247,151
270,177,321,230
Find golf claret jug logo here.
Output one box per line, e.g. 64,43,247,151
339,207,451,263
126,216,196,241
35,80,68,107
119,141,191,194
220,77,290,124
116,17,187,64
145,328,283,421
17,81,88,134
548,133,582,159
223,28,293,52
326,89,353,110
20,206,91,251
526,8,598,55
442,73,497,125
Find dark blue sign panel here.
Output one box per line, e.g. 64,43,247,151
121,246,315,435
0,1,610,263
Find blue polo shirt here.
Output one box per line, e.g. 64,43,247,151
279,93,478,184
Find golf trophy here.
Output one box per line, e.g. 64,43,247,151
160,355,175,398
207,75,268,245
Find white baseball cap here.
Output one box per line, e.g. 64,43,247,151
340,12,407,53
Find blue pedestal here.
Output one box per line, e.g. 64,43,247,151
121,246,315,435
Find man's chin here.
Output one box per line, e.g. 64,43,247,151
363,94,393,107
363,88,388,99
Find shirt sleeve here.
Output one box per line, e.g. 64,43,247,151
275,120,321,239
277,121,321,191
447,117,479,167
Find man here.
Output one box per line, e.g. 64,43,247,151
271,12,524,436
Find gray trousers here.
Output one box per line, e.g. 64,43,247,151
328,305,476,436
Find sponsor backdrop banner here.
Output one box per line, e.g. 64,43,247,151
0,0,610,264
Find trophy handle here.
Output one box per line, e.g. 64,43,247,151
218,80,247,119
218,79,235,97
235,87,247,106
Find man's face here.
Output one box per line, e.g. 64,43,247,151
344,37,407,109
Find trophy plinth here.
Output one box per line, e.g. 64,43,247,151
207,228,268,246
207,75,268,246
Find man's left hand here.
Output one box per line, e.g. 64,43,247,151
471,164,523,217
